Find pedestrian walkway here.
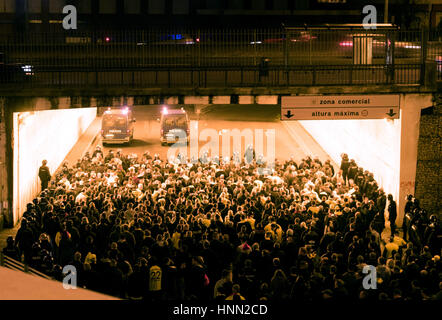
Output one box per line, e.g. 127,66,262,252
379,221,404,256
0,117,101,247
0,266,118,300
0,224,20,250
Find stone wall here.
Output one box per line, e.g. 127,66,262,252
415,94,442,218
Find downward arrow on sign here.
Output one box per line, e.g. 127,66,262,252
386,109,397,117
285,110,294,118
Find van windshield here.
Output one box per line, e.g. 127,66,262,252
164,115,187,127
103,114,127,127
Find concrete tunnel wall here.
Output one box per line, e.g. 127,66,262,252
298,94,434,226
12,108,97,226
299,118,401,219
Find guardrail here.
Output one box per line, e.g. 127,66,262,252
0,64,423,89
1,28,439,88
0,252,53,280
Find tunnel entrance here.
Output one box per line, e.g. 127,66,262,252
280,94,433,225
285,118,401,222
282,95,401,212
5,93,432,228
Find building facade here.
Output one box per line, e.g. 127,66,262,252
0,0,441,32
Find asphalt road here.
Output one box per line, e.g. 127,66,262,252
91,105,330,163
8,43,424,67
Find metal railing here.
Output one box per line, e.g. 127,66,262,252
0,28,440,87
0,28,427,67
0,252,53,280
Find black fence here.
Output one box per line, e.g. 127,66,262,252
0,28,440,87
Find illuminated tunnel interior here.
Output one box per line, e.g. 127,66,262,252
298,118,401,216
12,108,97,225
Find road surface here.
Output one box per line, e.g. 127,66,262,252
89,105,333,165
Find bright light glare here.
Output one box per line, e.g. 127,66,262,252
162,107,168,115
340,41,353,47
19,112,36,127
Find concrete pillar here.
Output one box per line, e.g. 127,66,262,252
398,93,434,225
0,97,14,227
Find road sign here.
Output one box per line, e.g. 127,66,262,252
281,95,400,120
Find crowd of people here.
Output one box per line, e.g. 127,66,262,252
2,147,441,301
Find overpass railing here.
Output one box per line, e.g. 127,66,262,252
0,64,422,88
0,28,440,87
0,28,430,67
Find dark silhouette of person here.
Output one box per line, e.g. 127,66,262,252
259,57,270,81
388,194,397,238
340,154,350,185
403,194,414,241
38,160,51,191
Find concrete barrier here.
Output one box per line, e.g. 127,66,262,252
256,95,278,105
184,96,210,104
212,96,231,104
0,266,117,300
